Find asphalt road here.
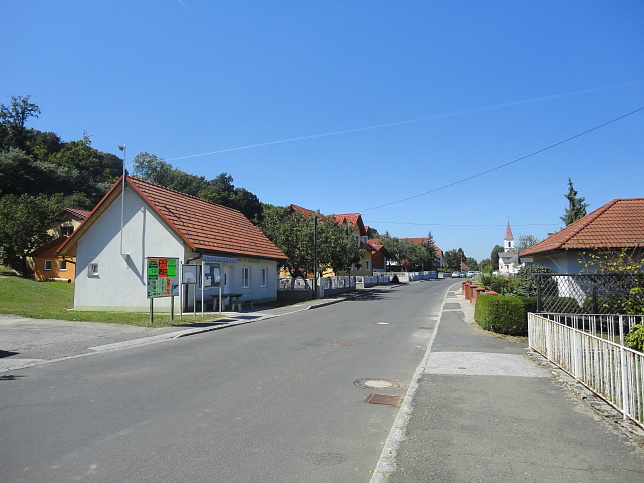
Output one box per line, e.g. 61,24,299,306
0,280,453,482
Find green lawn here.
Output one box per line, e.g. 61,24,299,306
0,268,222,327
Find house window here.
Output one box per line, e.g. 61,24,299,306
44,260,52,271
88,262,99,276
242,267,250,288
61,225,74,236
261,267,268,287
365,260,370,271
59,260,67,271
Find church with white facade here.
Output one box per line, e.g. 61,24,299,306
498,222,519,274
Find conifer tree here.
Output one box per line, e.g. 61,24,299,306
561,178,588,225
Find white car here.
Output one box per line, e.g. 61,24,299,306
451,272,462,278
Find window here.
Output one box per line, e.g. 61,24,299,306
365,260,370,271
88,262,99,276
242,267,250,288
61,225,74,236
44,260,52,271
261,267,268,287
59,260,67,271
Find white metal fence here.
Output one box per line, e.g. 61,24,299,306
528,312,644,426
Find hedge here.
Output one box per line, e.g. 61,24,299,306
474,294,528,336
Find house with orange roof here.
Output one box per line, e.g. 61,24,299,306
289,205,376,277
31,207,92,282
57,176,287,312
519,198,644,273
369,237,443,270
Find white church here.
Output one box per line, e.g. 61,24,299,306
498,222,519,274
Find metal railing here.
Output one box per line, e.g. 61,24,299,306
529,312,644,426
534,273,644,315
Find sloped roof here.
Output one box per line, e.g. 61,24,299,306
290,205,366,235
505,222,514,240
520,198,644,257
66,208,91,219
58,176,287,261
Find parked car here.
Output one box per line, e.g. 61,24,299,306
451,272,462,278
466,271,476,277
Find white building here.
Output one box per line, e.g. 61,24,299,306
58,176,287,312
498,221,519,274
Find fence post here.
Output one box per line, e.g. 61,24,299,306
536,274,542,312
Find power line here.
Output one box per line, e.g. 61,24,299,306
363,221,560,227
359,106,644,212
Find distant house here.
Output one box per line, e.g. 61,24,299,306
498,222,519,274
289,205,377,277
31,208,91,282
519,198,644,273
369,237,443,270
57,176,287,312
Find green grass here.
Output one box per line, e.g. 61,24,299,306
0,270,223,327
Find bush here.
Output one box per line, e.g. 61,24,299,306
475,294,528,336
625,324,644,353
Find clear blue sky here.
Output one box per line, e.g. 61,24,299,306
3,1,643,262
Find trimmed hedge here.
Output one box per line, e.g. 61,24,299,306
475,294,528,336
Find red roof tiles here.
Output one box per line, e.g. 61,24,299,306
59,176,287,261
520,198,644,256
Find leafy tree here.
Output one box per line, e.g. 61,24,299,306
132,152,175,186
317,215,363,276
443,248,466,271
200,173,262,223
515,234,540,254
0,193,64,275
479,258,494,272
490,245,504,270
0,95,41,151
561,178,588,226
464,257,478,270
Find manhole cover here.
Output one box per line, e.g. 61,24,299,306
324,341,355,346
364,394,404,407
353,378,403,390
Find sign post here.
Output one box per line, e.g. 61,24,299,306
147,257,179,325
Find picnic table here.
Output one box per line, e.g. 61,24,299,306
210,293,243,311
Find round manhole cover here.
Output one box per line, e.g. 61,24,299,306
353,378,403,390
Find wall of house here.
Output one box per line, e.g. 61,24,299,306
33,247,74,282
531,251,587,273
73,188,185,312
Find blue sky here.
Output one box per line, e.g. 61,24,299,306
2,1,643,262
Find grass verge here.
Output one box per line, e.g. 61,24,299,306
0,272,222,327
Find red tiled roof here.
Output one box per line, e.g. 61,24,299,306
520,198,644,256
505,222,514,240
59,176,287,261
66,208,91,219
290,205,366,234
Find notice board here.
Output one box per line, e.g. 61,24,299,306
147,257,179,298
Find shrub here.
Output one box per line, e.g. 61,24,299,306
625,324,644,353
475,294,528,336
513,264,555,297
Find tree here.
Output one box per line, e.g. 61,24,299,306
561,178,588,226
0,194,64,275
443,248,466,271
0,95,41,151
515,234,540,254
490,245,504,270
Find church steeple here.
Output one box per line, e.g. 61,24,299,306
504,221,514,252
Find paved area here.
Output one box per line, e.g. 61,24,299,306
0,299,332,373
2,286,644,482
372,288,644,482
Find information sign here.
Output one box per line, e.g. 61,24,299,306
147,257,179,298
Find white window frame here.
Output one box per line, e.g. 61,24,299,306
44,260,52,271
59,259,67,271
261,267,268,287
242,266,250,288
88,262,99,276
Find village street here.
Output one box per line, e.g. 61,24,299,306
0,281,452,482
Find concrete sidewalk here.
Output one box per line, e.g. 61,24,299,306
0,297,339,373
373,288,644,482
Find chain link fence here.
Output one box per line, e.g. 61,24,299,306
533,273,644,315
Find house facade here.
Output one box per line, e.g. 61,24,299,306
289,205,376,277
57,176,287,312
519,198,644,273
31,208,91,282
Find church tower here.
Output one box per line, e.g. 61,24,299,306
504,221,514,252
